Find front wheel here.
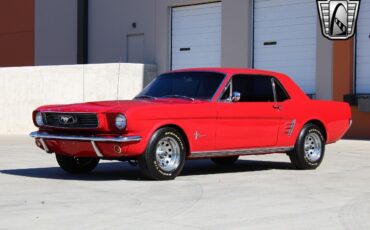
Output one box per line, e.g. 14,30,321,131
138,127,186,180
55,154,100,174
289,124,325,170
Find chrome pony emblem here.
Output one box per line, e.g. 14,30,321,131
317,0,360,40
58,115,77,125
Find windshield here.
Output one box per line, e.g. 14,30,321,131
136,71,225,100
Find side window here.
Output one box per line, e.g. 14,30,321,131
274,80,290,102
232,75,274,102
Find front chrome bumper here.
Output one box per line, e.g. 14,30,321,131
29,131,142,157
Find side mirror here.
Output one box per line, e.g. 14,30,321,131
231,91,241,102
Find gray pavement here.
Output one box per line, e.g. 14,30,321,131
0,136,370,230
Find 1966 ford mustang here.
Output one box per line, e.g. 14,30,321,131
30,68,351,180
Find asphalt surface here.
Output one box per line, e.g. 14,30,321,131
0,135,369,230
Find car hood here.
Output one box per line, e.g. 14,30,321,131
37,99,207,114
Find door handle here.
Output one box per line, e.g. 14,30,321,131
273,105,282,110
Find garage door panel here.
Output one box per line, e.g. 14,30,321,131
255,0,311,8
172,52,221,59
254,17,315,30
254,61,316,69
255,4,315,21
172,61,219,70
254,0,316,94
254,46,316,57
254,54,316,63
356,0,370,94
173,41,221,49
171,2,221,70
173,19,221,29
173,46,221,54
254,21,315,33
172,32,221,41
173,10,221,17
254,30,315,41
172,26,221,34
254,45,315,53
254,41,316,49
172,4,221,14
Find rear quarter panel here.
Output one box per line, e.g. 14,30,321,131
277,100,351,146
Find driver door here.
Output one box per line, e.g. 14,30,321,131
215,75,281,150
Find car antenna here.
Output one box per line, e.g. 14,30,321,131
116,59,121,101
83,63,85,102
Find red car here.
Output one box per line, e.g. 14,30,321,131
30,68,351,180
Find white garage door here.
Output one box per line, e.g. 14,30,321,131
254,0,317,94
171,2,221,70
356,1,370,94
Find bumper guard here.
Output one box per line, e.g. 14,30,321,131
29,131,142,157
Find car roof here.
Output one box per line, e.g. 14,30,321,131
169,67,282,76
168,67,309,101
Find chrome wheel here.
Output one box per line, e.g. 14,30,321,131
155,137,181,172
304,133,322,162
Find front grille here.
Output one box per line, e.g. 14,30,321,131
42,113,99,129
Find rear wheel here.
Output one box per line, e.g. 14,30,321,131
138,127,186,180
289,124,325,169
211,156,239,165
55,154,99,174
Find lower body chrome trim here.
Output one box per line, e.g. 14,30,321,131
190,146,294,159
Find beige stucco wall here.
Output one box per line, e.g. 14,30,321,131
0,63,157,134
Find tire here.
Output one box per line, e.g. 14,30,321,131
138,127,186,180
211,156,239,165
289,124,325,170
55,154,99,174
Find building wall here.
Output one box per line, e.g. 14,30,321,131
35,0,78,65
332,39,370,139
87,0,255,73
0,63,157,134
0,0,34,67
315,20,333,100
154,0,254,73
88,0,156,64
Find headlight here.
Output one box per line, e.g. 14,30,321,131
35,112,44,126
115,114,127,130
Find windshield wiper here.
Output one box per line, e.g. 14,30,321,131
160,95,195,101
134,95,158,100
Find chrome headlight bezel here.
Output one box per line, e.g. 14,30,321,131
115,114,127,130
35,112,44,126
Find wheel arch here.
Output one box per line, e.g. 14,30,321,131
304,119,327,142
150,124,191,157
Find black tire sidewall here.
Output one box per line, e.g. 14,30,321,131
295,124,325,168
139,128,186,180
55,154,99,174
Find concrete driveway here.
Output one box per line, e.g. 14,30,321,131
0,136,369,230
